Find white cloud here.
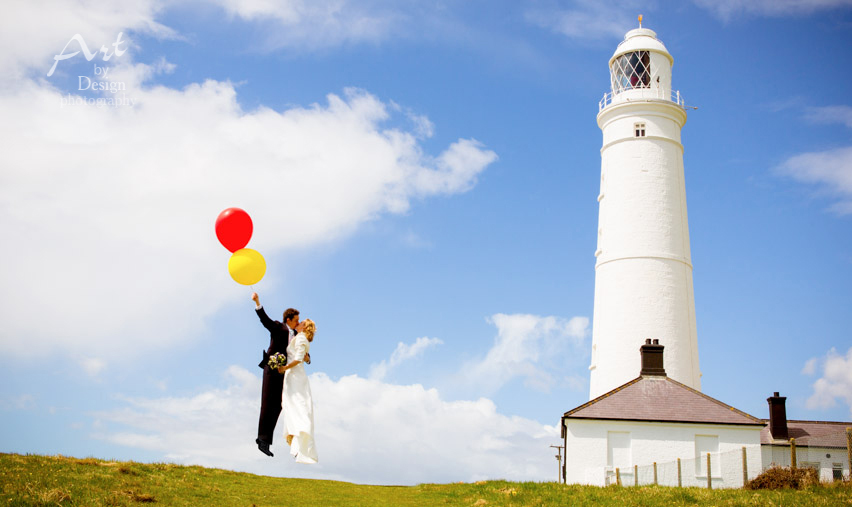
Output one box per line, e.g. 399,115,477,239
803,105,852,128
459,314,589,395
0,60,496,362
0,0,175,79
80,357,107,377
692,0,852,20
777,146,852,215
369,336,443,380
208,0,406,50
526,0,643,42
399,230,433,249
801,357,817,375
0,394,36,411
0,0,497,362
775,104,852,214
95,365,560,484
0,0,433,79
805,347,852,417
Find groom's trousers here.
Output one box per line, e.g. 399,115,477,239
258,366,284,444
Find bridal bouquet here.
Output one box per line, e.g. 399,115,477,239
268,352,287,369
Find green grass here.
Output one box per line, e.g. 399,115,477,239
1,453,850,506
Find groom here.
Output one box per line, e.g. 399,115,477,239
251,292,298,457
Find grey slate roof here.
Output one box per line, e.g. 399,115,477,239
563,375,764,426
760,420,852,448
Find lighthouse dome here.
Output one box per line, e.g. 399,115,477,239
610,28,672,65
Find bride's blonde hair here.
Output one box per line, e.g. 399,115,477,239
302,319,316,342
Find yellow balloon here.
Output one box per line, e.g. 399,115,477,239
228,248,266,285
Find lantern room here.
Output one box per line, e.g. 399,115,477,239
601,25,683,110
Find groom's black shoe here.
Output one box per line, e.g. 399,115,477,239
256,438,274,457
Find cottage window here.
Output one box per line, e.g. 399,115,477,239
607,431,631,470
800,461,819,471
694,435,720,478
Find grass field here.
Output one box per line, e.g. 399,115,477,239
1,453,850,506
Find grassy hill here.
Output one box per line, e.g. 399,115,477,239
1,453,849,506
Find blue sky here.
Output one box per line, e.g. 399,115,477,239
1,0,851,485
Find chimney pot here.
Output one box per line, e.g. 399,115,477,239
639,340,666,376
767,392,789,441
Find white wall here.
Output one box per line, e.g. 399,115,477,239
761,445,851,482
564,419,763,489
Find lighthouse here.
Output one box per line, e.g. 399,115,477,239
588,21,701,399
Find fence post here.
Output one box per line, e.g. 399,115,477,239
653,462,658,485
634,465,638,486
707,453,712,489
677,458,682,487
742,446,748,487
846,428,851,480
616,467,621,486
790,438,797,470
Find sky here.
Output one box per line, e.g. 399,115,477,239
1,0,851,486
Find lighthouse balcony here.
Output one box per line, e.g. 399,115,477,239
599,89,685,112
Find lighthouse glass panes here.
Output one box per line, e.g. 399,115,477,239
635,123,646,137
611,51,650,92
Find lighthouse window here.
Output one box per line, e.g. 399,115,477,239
611,51,651,92
635,123,646,137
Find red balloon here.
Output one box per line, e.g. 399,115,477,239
215,208,253,252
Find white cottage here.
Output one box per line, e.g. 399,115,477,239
562,340,765,488
761,392,851,482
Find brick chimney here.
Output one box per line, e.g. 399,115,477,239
640,339,666,376
767,392,788,440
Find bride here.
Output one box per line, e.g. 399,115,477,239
277,319,318,464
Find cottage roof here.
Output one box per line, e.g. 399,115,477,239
760,420,852,448
563,375,764,426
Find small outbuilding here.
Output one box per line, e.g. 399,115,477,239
561,340,765,488
561,340,852,487
762,392,851,482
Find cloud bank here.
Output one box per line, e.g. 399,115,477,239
459,314,589,395
0,1,497,365
96,368,560,485
95,311,588,485
805,346,852,418
525,0,642,42
776,104,852,215
0,73,496,360
369,336,444,381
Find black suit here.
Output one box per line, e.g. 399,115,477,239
255,306,290,445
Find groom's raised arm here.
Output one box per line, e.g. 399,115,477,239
252,293,277,332
255,305,279,332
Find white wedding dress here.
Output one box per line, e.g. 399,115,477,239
282,332,318,464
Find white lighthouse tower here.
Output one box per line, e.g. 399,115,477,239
588,20,701,399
